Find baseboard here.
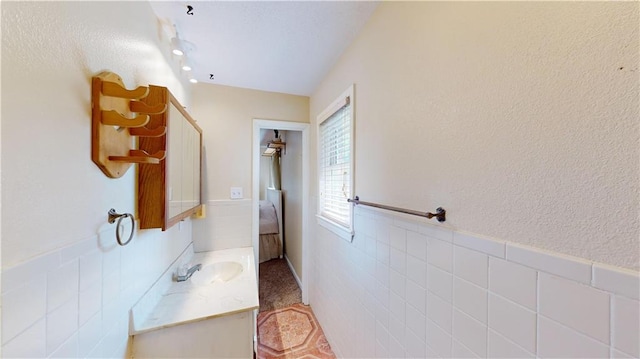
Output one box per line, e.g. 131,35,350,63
284,254,302,290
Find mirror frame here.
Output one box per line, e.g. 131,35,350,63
138,86,203,231
166,94,203,228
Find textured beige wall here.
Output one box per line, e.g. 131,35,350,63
190,84,309,201
310,2,639,270
281,131,303,279
1,1,190,267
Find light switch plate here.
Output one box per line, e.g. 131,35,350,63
230,187,243,199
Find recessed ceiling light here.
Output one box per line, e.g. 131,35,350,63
189,78,198,84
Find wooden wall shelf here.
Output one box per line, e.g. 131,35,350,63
91,72,167,178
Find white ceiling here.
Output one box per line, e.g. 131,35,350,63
148,1,379,96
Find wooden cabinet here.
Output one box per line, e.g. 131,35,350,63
138,86,202,230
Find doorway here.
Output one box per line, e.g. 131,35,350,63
252,119,310,304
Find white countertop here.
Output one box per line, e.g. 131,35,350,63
132,247,259,335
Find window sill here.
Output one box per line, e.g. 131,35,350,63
316,215,353,242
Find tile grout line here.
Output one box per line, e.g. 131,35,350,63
535,270,540,357
450,240,455,358
486,248,490,357
609,293,613,356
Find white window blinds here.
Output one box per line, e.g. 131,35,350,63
319,87,353,230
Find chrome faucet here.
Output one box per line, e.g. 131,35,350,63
176,263,202,282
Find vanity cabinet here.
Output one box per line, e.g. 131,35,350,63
138,86,202,230
132,310,255,358
130,248,258,358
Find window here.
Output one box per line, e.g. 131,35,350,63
318,85,354,239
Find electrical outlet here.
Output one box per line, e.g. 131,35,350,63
230,187,243,199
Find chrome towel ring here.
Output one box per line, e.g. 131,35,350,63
108,208,135,246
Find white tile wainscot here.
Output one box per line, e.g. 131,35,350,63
192,199,253,252
1,221,194,358
130,247,259,358
310,205,640,359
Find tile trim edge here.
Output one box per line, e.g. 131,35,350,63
370,211,638,299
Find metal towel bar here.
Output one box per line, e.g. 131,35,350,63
347,196,446,222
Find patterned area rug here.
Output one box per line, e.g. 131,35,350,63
259,259,302,312
257,303,336,359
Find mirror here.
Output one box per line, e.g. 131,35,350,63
183,116,201,211
167,97,202,225
138,86,202,230
168,102,183,219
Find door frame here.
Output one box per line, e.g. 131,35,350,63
252,119,310,304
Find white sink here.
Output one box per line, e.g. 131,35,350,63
131,247,259,358
190,261,244,285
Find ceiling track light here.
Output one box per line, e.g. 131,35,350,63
170,27,195,56
171,36,185,56
181,58,192,72
171,26,198,84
